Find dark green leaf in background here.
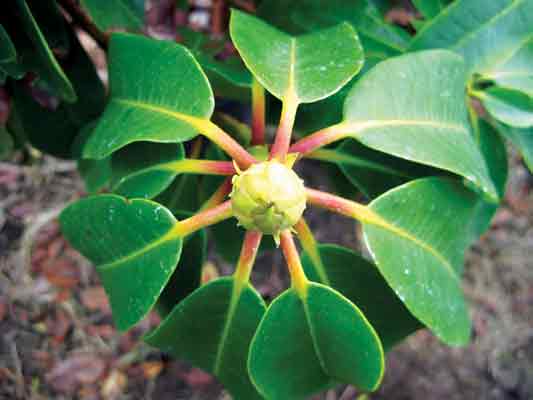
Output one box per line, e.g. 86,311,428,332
156,211,207,318
146,278,266,400
412,0,445,19
178,28,252,102
301,244,422,350
80,0,145,31
9,30,105,158
1,0,76,102
0,126,14,160
110,142,185,199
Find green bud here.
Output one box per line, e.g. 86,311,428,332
230,160,306,243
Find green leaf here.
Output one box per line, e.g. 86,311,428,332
479,38,533,97
497,123,533,173
156,211,207,318
110,142,185,199
73,122,112,193
145,277,266,400
1,0,76,102
84,33,214,159
210,218,275,264
257,0,409,52
80,0,144,31
412,0,445,19
301,244,422,350
323,140,441,199
468,119,508,238
9,30,105,158
476,87,533,128
60,195,183,331
362,177,485,345
155,175,201,215
340,50,497,199
410,0,533,76
0,24,16,64
179,28,252,102
0,126,14,160
230,10,364,103
249,284,384,399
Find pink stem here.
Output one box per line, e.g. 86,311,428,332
289,123,350,156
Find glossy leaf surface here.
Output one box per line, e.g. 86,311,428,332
341,50,496,199
60,195,182,331
477,87,533,128
146,277,266,400
230,10,364,103
362,177,482,345
480,39,533,97
301,244,422,350
249,284,384,399
410,0,533,76
80,0,144,30
84,33,213,159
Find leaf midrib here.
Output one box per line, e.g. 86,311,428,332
363,209,459,281
339,119,469,135
98,226,179,270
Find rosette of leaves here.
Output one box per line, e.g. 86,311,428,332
60,9,504,400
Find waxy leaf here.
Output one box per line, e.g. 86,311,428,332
145,277,266,400
84,33,214,159
60,195,183,331
249,284,384,399
111,142,185,199
156,211,207,317
362,177,483,345
476,87,533,128
80,0,144,31
230,10,364,103
497,124,533,173
479,38,533,97
328,139,441,199
301,245,422,350
257,0,409,53
1,0,76,102
340,50,496,199
410,0,533,76
412,0,445,19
